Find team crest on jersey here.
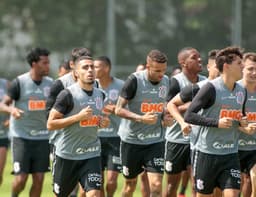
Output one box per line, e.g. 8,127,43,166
95,96,103,110
43,87,50,97
236,91,244,105
159,86,167,98
109,89,119,101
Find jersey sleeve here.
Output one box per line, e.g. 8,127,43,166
53,89,74,115
7,78,20,100
180,84,200,103
119,74,137,100
184,82,218,127
46,79,65,117
166,77,180,101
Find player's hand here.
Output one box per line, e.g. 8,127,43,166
218,117,233,128
181,122,192,136
141,112,158,125
102,104,115,115
162,112,174,127
11,107,24,119
240,123,256,135
98,116,110,128
239,116,248,127
78,106,93,121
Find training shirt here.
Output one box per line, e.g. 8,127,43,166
184,76,246,155
97,77,124,138
118,70,169,145
0,78,9,139
54,83,106,160
237,80,256,151
9,72,53,140
165,72,206,144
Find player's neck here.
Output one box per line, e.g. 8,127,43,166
98,76,112,89
221,74,236,91
242,78,256,93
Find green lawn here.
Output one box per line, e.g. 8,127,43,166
1,150,191,196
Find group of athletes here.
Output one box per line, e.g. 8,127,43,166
0,46,255,197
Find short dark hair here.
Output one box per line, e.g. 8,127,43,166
26,47,50,66
59,60,71,71
147,49,168,64
94,56,111,67
70,47,92,63
243,52,256,62
177,47,196,64
215,46,243,72
74,55,93,65
208,49,219,60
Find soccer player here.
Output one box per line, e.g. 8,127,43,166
184,46,245,197
237,52,256,197
115,49,171,197
47,55,110,197
1,47,53,197
164,47,206,197
94,56,124,197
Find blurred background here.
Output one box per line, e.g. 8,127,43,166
0,0,254,79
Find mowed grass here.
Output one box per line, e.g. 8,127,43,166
1,150,192,196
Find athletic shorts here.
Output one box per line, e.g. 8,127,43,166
100,137,122,172
52,155,102,197
11,137,50,174
120,141,164,179
164,141,190,174
239,150,256,174
0,138,9,148
193,150,241,194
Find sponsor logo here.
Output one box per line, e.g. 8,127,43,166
112,156,121,165
219,109,242,120
238,139,256,146
75,146,99,154
247,112,256,121
88,173,102,184
138,132,160,140
141,103,164,113
80,116,100,127
230,169,240,178
213,142,234,149
28,100,46,111
30,130,49,136
153,157,164,167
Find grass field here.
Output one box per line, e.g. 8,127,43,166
1,150,191,196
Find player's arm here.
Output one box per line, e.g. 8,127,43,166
45,79,64,118
47,89,93,130
184,83,218,127
1,78,24,118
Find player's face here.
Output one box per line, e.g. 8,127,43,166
34,56,50,77
208,59,220,79
229,56,243,81
147,61,167,82
184,50,202,74
94,60,107,79
243,59,256,84
76,59,95,85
